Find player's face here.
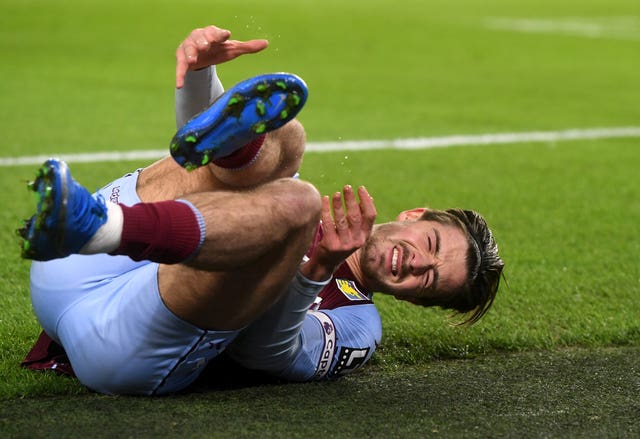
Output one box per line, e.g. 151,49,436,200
359,219,469,301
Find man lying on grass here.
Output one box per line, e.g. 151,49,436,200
18,25,504,395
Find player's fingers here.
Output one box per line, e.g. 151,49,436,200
331,191,349,233
320,195,337,239
178,37,200,64
189,28,207,48
342,185,362,227
175,44,190,88
183,28,207,52
225,39,269,57
320,195,332,224
202,25,231,46
358,186,377,233
242,39,269,53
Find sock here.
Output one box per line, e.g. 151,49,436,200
110,199,205,264
213,134,266,169
79,202,124,254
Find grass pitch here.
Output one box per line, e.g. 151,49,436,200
1,0,639,437
1,347,638,438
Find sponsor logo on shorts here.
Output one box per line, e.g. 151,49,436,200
335,279,368,301
332,347,370,376
110,186,121,203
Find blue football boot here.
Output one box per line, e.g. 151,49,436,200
170,72,308,171
18,159,108,261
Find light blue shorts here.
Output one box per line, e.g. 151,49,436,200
29,171,241,395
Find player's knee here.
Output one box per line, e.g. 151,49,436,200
269,119,306,153
266,119,306,176
291,180,322,228
275,179,321,231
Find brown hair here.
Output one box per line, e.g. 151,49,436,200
415,208,504,325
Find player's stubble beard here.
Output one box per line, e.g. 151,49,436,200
359,225,395,294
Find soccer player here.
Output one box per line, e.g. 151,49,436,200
18,25,504,395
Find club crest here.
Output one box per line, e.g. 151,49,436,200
335,279,368,301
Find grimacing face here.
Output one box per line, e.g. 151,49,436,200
359,211,469,302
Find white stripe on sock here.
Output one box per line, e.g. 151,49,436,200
79,201,123,254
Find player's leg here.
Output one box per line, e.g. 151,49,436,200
158,177,322,330
20,72,316,394
19,72,310,260
169,72,307,171
19,158,322,327
26,166,317,395
19,72,318,329
136,71,308,202
207,117,306,189
135,118,306,204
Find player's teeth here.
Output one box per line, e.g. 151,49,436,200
392,247,398,275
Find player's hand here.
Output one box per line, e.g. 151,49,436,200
302,185,377,282
175,25,269,88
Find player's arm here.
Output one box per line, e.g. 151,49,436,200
273,303,383,381
227,280,382,382
175,25,268,127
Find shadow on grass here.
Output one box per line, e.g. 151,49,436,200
0,346,637,438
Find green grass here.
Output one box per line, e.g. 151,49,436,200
1,0,639,436
1,347,638,438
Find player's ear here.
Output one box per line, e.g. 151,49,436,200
397,207,428,221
